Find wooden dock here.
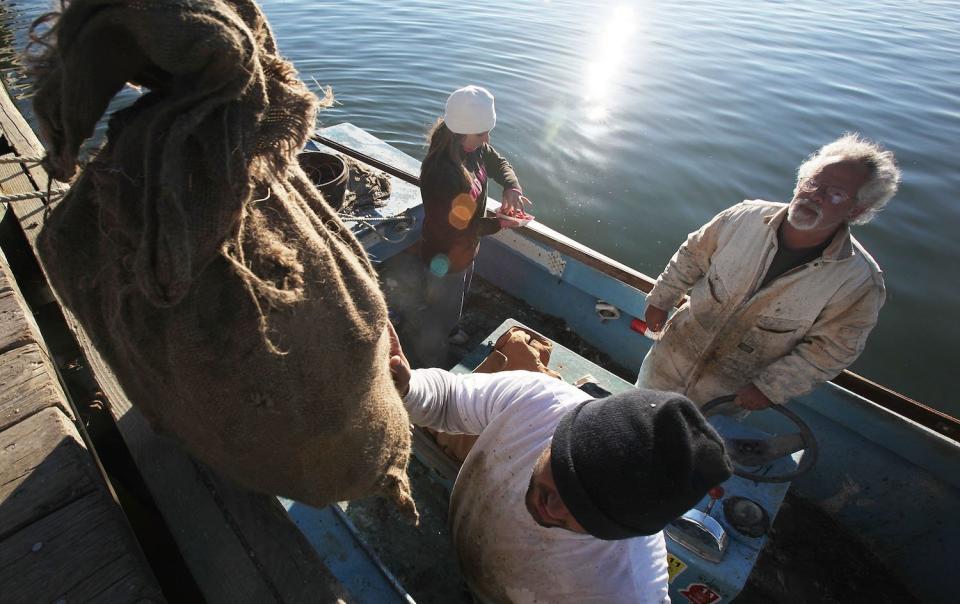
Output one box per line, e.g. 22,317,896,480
0,205,164,602
0,84,351,602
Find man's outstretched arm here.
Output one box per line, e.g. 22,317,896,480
387,321,551,434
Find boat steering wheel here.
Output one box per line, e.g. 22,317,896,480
701,395,819,483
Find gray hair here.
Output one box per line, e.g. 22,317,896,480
796,133,901,225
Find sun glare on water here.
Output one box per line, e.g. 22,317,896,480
582,5,641,122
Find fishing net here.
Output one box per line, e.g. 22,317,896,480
341,156,392,213
28,0,416,518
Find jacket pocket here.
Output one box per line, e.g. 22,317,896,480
742,316,811,359
837,325,870,356
690,270,729,329
755,316,809,333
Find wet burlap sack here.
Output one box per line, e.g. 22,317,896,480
28,0,415,517
432,326,561,463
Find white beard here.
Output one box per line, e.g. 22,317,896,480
787,199,822,230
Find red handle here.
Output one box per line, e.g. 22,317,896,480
630,318,648,334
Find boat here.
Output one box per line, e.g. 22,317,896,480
1,92,956,601
300,123,959,604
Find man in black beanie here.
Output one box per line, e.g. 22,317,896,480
388,324,732,603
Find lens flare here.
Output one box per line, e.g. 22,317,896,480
429,255,450,277
449,193,476,230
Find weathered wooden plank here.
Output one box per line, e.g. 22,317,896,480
114,402,352,603
61,561,166,604
0,244,49,362
0,86,352,602
0,490,164,603
0,236,15,295
0,87,68,251
0,406,97,541
0,290,42,354
0,343,73,432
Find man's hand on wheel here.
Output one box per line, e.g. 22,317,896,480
734,383,772,410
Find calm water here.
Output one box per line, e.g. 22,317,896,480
1,0,958,415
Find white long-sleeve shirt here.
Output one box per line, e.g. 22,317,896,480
404,369,670,603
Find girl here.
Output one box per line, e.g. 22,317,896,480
410,85,531,366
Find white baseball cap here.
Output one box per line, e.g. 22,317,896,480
443,85,496,134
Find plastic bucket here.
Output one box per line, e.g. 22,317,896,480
298,151,349,210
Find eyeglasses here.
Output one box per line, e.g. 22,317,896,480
797,178,853,205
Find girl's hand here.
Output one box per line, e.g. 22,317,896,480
501,188,531,214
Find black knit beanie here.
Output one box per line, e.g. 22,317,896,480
550,388,732,540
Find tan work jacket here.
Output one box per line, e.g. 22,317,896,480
637,200,885,405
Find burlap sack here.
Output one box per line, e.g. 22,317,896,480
29,0,415,517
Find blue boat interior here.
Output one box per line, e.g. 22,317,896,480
289,124,960,604
283,124,864,601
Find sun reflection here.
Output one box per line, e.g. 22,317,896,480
582,5,641,122
542,4,646,147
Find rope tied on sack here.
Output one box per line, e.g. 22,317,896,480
0,155,46,163
29,0,332,309
0,189,63,204
0,156,65,221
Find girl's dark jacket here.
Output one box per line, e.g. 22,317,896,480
419,143,521,273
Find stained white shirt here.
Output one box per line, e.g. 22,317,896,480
404,369,671,603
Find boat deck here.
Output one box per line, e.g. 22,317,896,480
360,265,922,604
456,280,921,604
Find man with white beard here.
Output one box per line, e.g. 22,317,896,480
636,133,901,410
